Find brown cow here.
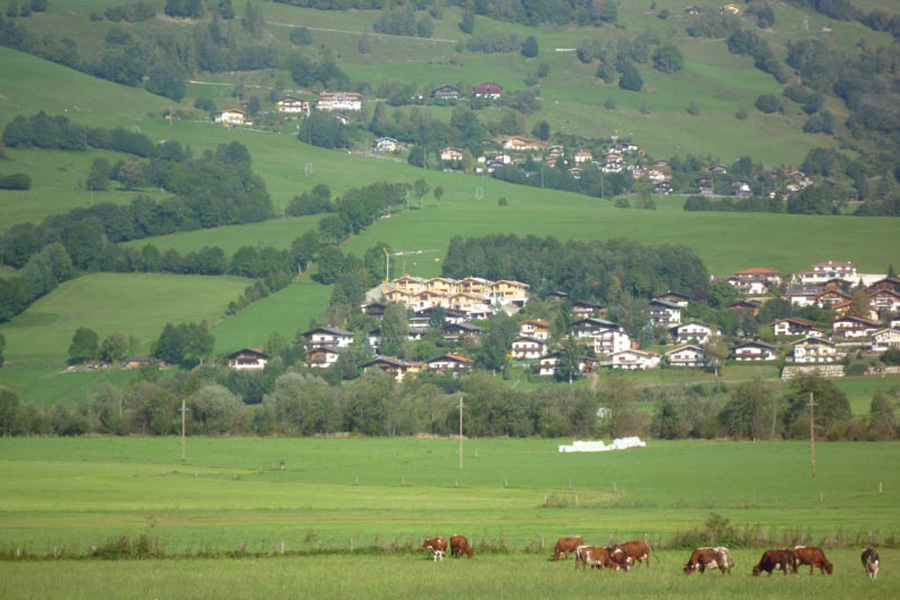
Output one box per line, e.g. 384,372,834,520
574,545,631,572
684,547,733,575
615,540,651,568
752,548,796,576
450,534,474,559
792,546,833,575
422,536,447,561
862,548,880,579
554,536,584,561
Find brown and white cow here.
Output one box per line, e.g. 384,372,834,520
684,547,733,575
553,536,584,561
450,534,474,559
862,548,880,579
574,545,631,571
792,546,833,575
752,548,796,576
423,536,447,561
614,540,651,568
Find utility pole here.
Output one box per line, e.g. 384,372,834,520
809,391,816,478
179,400,189,462
458,393,465,471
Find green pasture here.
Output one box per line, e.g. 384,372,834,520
1,550,897,600
0,438,898,554
122,215,321,256
342,192,900,277
0,147,168,229
0,272,249,366
213,276,332,353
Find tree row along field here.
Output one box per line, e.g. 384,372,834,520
0,551,897,600
0,438,897,552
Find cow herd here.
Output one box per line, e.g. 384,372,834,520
422,535,882,580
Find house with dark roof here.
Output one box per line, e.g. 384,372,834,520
731,340,778,362
226,347,268,371
302,326,354,348
431,85,460,100
649,299,683,327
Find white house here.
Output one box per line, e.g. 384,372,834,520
649,299,682,327
214,108,250,126
373,137,400,152
871,328,900,352
592,328,631,355
799,261,858,285
317,92,362,111
573,150,593,164
611,349,660,370
665,345,707,367
511,337,547,360
303,326,354,348
792,337,837,364
519,319,551,341
305,345,346,368
770,318,824,337
832,316,879,339
426,353,474,374
731,340,778,362
440,147,465,162
670,322,719,345
226,347,268,370
276,96,311,115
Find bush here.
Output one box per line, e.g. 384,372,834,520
289,26,312,45
881,347,900,365
755,94,780,114
618,65,643,91
0,173,31,189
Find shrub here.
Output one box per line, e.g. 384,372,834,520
755,94,780,114
0,173,31,189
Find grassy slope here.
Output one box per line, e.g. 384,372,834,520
213,276,332,353
0,272,249,365
121,215,322,255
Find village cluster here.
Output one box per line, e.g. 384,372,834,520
421,534,881,580
224,260,900,380
212,87,815,200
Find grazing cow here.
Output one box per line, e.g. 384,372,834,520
752,549,796,576
615,540,651,568
862,548,880,579
575,546,615,571
792,546,833,575
554,536,584,561
450,534,474,559
605,546,632,571
423,537,447,562
684,547,733,575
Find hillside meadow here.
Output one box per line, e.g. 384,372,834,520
0,272,250,366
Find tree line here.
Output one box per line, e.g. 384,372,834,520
1,370,896,443
441,235,710,303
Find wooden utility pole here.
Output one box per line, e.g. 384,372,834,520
179,400,189,461
809,392,816,478
458,394,464,471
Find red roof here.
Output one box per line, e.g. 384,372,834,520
736,267,780,275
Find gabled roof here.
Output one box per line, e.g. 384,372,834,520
303,326,353,337
649,299,682,309
362,356,409,369
671,321,715,331
665,344,704,356
571,317,618,328
792,336,834,347
768,318,816,328
512,336,545,344
833,315,879,326
227,347,267,359
572,300,604,308
520,319,550,327
428,353,474,364
731,340,777,350
443,322,482,332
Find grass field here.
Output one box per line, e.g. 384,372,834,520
0,272,250,366
1,550,897,600
122,215,322,256
0,438,897,558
